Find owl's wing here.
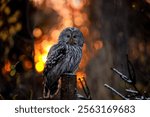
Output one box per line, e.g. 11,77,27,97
43,44,66,96
43,44,66,77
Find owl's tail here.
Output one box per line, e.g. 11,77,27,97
49,81,58,95
43,80,58,98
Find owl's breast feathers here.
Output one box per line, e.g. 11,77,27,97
65,45,82,72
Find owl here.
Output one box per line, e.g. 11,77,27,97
43,27,84,98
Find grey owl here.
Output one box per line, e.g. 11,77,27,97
43,27,84,98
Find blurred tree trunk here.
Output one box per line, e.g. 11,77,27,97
101,0,129,99
88,0,129,99
101,0,129,74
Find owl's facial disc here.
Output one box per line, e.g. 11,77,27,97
59,27,84,47
65,32,77,45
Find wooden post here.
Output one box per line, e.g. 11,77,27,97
60,73,77,100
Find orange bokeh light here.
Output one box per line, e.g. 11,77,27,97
94,40,103,50
70,0,87,10
76,71,86,89
51,30,60,40
2,60,11,75
74,16,83,26
35,61,44,73
33,28,42,38
4,60,11,72
23,60,33,70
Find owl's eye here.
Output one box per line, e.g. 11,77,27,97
67,35,70,38
73,35,76,38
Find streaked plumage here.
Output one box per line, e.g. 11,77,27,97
43,27,84,97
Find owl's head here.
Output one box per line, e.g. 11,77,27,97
58,27,84,47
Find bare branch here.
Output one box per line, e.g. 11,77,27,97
78,78,89,99
82,77,92,99
104,84,129,100
125,89,138,94
111,68,132,83
126,55,136,84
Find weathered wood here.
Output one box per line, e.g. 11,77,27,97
60,73,77,100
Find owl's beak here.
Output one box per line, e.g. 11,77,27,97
68,38,75,45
